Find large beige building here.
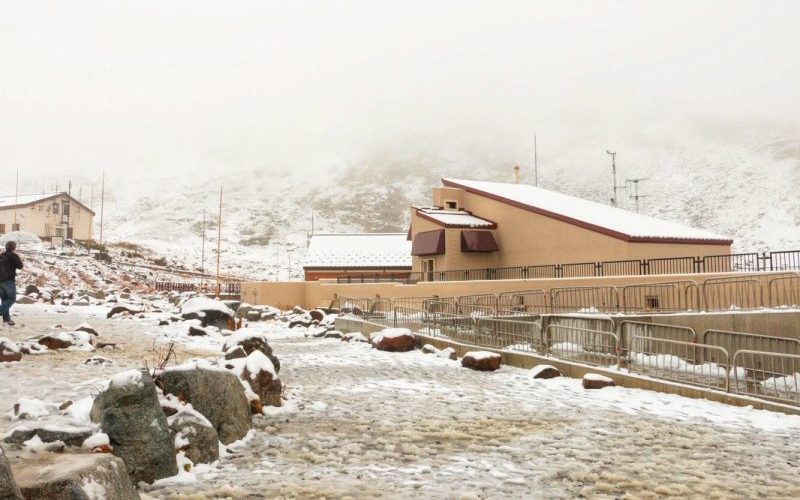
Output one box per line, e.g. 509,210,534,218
408,178,733,277
0,192,95,241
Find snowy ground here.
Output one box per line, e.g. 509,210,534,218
3,305,800,499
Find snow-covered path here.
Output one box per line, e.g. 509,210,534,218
153,330,800,499
4,306,800,498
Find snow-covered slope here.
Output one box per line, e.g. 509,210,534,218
19,121,799,281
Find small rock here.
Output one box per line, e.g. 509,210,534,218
461,351,502,371
224,346,248,360
0,353,22,363
341,332,368,343
84,356,112,366
531,365,561,379
421,344,439,354
4,427,93,448
74,323,99,336
25,284,39,296
188,325,209,337
158,320,169,326
323,330,343,339
582,373,615,390
437,347,458,361
15,296,36,305
309,309,326,322
106,305,141,319
169,411,220,465
246,310,261,322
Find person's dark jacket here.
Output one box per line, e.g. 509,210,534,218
0,250,23,282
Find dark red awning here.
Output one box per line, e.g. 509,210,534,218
460,230,498,252
412,229,445,256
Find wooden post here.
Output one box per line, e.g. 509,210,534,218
99,172,105,244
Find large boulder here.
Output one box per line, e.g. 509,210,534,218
0,448,22,500
371,328,415,352
12,453,138,500
38,331,94,351
531,365,561,379
106,306,141,319
90,370,177,484
158,364,251,444
168,410,220,465
461,351,502,371
180,297,234,329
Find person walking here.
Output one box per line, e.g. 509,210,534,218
0,241,24,326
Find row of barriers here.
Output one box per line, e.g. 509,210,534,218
154,281,242,297
337,249,800,283
337,272,800,317
341,300,800,407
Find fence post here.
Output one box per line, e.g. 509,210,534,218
641,260,648,276
694,258,703,274
595,262,603,277
556,265,563,278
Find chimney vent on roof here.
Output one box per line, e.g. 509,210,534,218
513,165,521,184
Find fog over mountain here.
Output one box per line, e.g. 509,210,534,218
2,1,799,278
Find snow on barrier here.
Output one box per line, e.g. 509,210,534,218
732,350,800,404
628,336,731,392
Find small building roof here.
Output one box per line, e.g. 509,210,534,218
303,233,413,269
414,207,497,229
0,192,96,216
442,178,732,244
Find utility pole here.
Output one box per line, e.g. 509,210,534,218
534,134,539,186
606,150,624,207
215,187,223,297
201,209,206,274
99,173,105,244
13,171,19,229
626,177,650,213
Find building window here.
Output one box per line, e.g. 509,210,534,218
62,202,70,216
0,224,5,234
444,200,458,210
52,203,59,214
12,223,20,232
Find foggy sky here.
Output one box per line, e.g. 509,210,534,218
2,0,799,182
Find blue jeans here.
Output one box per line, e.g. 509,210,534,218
0,280,16,322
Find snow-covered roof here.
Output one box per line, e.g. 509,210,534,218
303,233,412,269
415,208,496,228
442,178,732,244
0,192,96,215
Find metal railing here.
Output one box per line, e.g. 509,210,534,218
620,320,697,354
621,281,701,313
545,324,621,367
702,329,800,361
732,350,800,404
335,249,800,284
768,273,800,308
628,336,730,391
550,286,618,313
475,317,544,353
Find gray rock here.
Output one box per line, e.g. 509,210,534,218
106,305,141,319
158,367,251,444
0,448,22,500
169,411,220,465
24,284,39,296
16,296,36,305
13,453,139,500
3,427,92,447
90,370,177,484
246,310,261,321
235,303,253,319
224,346,248,360
260,311,277,321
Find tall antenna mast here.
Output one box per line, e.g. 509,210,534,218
606,150,624,207
13,171,19,229
625,177,650,213
215,187,223,296
534,134,539,186
99,172,105,243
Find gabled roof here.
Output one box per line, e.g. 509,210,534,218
414,207,497,229
0,192,96,216
303,233,412,269
442,178,732,245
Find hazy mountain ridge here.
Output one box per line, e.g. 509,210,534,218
75,127,800,280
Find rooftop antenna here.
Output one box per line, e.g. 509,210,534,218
625,177,650,213
534,134,539,186
13,170,19,228
606,150,624,207
513,165,521,184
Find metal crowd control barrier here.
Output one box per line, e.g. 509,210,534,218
457,293,498,308
499,289,549,314
701,276,763,311
475,317,544,353
628,336,730,391
545,324,621,367
732,350,800,404
621,281,701,313
767,273,800,308
550,286,619,313
548,314,616,334
423,299,460,316
393,306,427,332
427,312,476,342
619,320,697,354
702,329,800,364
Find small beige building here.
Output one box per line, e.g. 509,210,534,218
408,178,733,277
0,192,95,241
